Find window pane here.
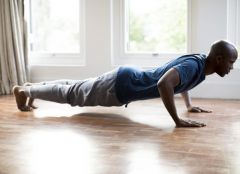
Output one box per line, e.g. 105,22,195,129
30,0,79,53
237,47,240,55
128,0,187,53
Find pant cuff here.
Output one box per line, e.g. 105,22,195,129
24,86,31,97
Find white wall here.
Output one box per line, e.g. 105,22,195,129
191,0,240,99
30,0,240,99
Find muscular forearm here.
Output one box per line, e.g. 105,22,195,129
158,83,180,125
157,68,206,127
181,91,192,108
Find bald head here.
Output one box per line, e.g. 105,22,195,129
206,40,238,77
209,40,238,59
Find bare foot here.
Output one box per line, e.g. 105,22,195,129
24,83,38,109
27,98,38,109
12,86,32,111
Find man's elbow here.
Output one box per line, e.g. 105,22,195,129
157,80,172,89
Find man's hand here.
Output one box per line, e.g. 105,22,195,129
181,91,212,113
176,118,206,127
187,105,212,113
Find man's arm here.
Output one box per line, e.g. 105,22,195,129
181,91,212,113
157,68,206,127
181,91,192,109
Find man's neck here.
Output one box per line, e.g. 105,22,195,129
204,55,215,76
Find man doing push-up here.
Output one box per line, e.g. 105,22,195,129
12,40,238,127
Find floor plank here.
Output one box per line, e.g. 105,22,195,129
0,95,239,174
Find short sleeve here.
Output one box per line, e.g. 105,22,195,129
173,59,199,85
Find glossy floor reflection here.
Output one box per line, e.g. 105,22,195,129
0,95,239,174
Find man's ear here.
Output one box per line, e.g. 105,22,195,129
216,55,222,63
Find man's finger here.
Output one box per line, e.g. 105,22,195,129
199,108,212,113
192,123,202,127
188,121,202,127
198,123,206,126
189,120,205,127
195,121,205,125
179,120,206,127
198,122,206,126
196,121,204,125
191,108,201,112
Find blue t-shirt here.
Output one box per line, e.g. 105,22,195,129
115,54,206,105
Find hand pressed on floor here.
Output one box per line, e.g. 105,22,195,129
187,106,212,113
176,118,206,127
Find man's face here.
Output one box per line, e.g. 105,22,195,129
216,52,238,77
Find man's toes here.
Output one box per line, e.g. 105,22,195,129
29,105,38,109
20,106,32,111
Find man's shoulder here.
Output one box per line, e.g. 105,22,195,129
118,64,144,72
180,54,206,63
177,54,206,61
175,54,206,67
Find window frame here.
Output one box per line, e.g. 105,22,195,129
238,0,240,47
111,0,192,67
26,0,85,66
227,0,240,68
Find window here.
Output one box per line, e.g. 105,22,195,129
111,0,191,66
25,0,85,65
127,0,187,53
237,0,240,47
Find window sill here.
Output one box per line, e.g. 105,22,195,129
29,56,85,66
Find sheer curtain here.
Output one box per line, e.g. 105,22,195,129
0,0,29,94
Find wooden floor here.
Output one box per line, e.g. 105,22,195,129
0,95,240,174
